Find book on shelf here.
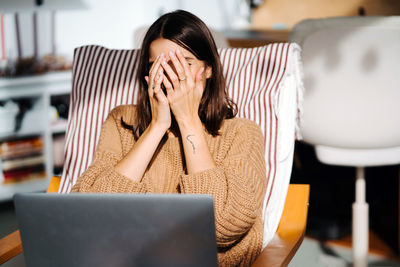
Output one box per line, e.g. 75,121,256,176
2,164,45,184
0,137,43,152
2,154,45,170
0,136,46,184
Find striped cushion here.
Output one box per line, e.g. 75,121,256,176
58,43,303,247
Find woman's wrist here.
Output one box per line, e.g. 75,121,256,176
149,121,169,135
176,115,202,132
177,115,216,174
116,118,167,182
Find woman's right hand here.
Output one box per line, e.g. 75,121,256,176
113,54,171,182
145,53,171,132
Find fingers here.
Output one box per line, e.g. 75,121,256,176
148,54,164,94
169,50,188,82
161,55,181,89
153,70,164,96
175,49,193,83
161,73,174,97
153,75,168,104
147,69,164,99
144,75,153,97
149,54,162,78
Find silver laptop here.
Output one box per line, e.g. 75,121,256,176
14,193,218,267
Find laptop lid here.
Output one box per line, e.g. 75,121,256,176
14,193,218,267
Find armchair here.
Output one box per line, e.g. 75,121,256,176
1,43,309,266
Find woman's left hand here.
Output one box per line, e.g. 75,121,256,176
161,49,206,126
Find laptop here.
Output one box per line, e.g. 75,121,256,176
14,193,218,267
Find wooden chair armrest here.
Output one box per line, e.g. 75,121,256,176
251,184,310,267
47,176,61,193
0,230,22,265
0,176,61,264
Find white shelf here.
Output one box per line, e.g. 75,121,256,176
0,71,72,99
0,129,45,140
0,177,50,201
51,119,68,134
0,71,72,201
0,71,72,88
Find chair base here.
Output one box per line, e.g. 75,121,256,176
352,202,369,267
324,231,397,259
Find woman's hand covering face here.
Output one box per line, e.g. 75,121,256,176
160,49,206,125
147,38,212,129
144,53,171,130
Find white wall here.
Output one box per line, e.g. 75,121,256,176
56,0,246,56
1,0,249,61
55,0,143,56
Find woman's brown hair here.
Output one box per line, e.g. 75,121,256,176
126,10,236,140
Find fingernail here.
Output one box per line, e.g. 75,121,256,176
176,49,181,55
161,60,166,65
169,51,174,57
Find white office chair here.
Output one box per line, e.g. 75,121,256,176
290,16,400,267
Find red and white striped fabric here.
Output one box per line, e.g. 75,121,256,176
58,43,303,248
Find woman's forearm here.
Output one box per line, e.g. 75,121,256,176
178,117,216,174
115,123,167,182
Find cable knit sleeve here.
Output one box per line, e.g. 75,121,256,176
71,107,151,193
179,119,266,247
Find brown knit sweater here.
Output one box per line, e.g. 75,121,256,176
72,105,267,267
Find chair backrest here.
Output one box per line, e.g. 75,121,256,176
290,16,400,149
58,43,303,248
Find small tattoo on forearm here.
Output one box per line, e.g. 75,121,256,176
186,134,196,154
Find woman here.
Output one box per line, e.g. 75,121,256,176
72,10,267,266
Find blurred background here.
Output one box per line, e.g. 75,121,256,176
1,0,400,61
